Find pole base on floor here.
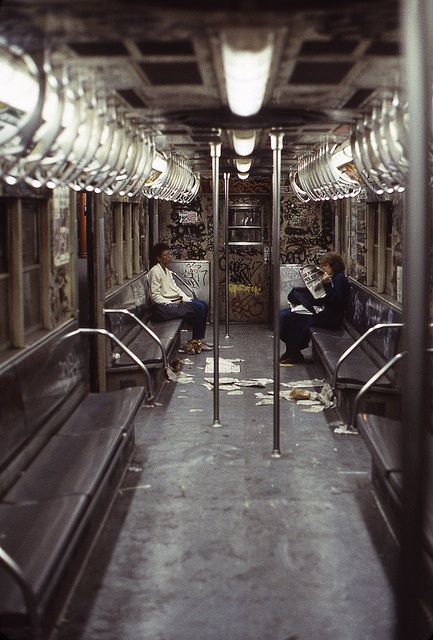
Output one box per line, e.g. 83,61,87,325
271,449,281,458
225,334,230,339
212,420,223,428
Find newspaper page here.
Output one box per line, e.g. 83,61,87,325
299,265,327,299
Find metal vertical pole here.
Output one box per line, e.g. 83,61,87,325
270,131,284,457
398,0,432,637
210,141,222,428
224,172,231,338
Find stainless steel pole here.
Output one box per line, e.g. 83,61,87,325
224,172,231,338
210,141,222,428
398,0,432,637
270,131,284,457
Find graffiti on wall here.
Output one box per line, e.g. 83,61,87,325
170,260,210,305
220,248,270,322
164,197,209,259
280,194,333,265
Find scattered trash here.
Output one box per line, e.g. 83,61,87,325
301,405,325,413
179,357,194,365
287,378,325,388
166,367,179,382
227,390,244,395
202,382,213,391
170,358,182,372
297,399,320,405
256,398,273,405
334,425,358,435
177,374,195,384
205,358,241,373
316,383,335,409
289,388,311,401
204,376,238,385
128,464,143,472
236,379,268,388
189,408,204,413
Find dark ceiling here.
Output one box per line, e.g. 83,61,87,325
0,0,402,178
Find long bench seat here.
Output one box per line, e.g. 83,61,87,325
104,272,187,393
310,278,403,420
354,412,433,621
0,321,145,639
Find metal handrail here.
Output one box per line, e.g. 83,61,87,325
0,545,41,639
64,327,153,401
171,270,197,299
103,308,170,376
348,350,406,432
332,322,404,389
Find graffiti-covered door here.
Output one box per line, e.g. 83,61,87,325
223,198,270,323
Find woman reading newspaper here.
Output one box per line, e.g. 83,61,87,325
279,252,350,364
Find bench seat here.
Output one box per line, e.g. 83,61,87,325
104,273,186,392
310,327,394,388
3,388,141,503
307,279,403,420
0,496,88,617
0,324,146,638
114,318,183,367
355,412,433,560
356,414,402,473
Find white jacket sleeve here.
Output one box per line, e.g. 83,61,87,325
148,267,169,305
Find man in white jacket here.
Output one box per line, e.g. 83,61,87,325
147,242,212,350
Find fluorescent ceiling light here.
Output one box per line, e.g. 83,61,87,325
221,29,274,116
232,130,256,156
235,158,251,172
238,172,249,180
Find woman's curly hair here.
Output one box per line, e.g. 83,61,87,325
320,252,345,273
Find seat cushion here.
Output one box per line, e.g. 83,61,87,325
4,388,143,503
0,496,88,614
356,414,401,474
115,319,183,366
311,327,393,387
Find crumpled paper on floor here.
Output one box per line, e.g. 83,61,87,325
205,358,241,374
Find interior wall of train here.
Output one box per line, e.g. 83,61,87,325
0,177,403,360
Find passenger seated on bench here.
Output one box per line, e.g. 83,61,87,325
148,242,212,352
279,252,350,364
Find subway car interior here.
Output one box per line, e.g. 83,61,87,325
0,0,432,638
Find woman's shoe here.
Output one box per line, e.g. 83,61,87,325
280,349,304,364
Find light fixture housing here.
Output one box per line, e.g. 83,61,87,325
235,158,252,172
237,172,249,180
221,29,274,117
232,130,256,156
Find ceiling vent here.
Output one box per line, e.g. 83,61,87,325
116,89,147,109
299,40,358,55
365,41,400,56
68,41,129,56
140,62,202,85
289,61,353,85
342,88,374,109
136,40,195,56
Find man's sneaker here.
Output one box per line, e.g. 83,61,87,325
199,340,213,351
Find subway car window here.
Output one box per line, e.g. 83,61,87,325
0,2,432,639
